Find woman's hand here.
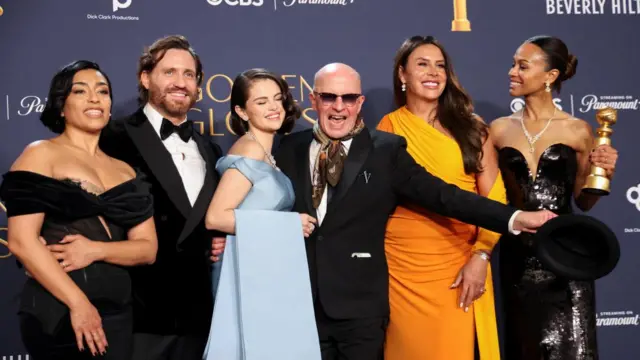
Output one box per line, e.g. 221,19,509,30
300,214,318,238
68,298,108,356
589,144,618,178
450,252,489,311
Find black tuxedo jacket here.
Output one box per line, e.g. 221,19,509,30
275,128,517,320
99,108,222,335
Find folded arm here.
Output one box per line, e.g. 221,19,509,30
55,217,158,267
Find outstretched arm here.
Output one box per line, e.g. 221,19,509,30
391,137,554,234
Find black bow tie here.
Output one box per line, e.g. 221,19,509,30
160,118,193,142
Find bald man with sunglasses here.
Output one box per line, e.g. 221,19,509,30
273,63,557,360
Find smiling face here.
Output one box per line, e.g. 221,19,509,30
235,78,285,133
140,48,199,121
61,69,112,134
309,63,364,139
399,44,447,103
509,42,559,97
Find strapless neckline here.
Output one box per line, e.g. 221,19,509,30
500,143,575,182
5,170,141,197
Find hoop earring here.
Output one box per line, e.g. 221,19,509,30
545,82,551,92
401,83,406,92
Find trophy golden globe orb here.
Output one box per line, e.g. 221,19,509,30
582,107,617,196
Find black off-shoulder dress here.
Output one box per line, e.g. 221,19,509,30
0,170,153,360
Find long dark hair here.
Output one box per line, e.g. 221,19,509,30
393,35,487,174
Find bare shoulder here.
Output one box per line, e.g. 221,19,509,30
567,116,593,135
472,113,486,124
9,140,57,175
227,135,267,162
488,116,516,145
488,115,513,130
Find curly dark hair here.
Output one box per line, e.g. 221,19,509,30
229,68,301,136
137,35,203,105
40,60,113,134
393,35,487,174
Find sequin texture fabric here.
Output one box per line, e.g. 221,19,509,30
498,144,598,360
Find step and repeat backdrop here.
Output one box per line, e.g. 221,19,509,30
0,0,638,358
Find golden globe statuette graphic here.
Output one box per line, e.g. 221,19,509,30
452,0,470,31
0,6,4,16
582,107,617,196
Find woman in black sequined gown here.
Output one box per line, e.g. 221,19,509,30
0,61,158,360
490,36,619,360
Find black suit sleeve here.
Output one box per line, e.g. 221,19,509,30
208,139,223,159
391,137,516,234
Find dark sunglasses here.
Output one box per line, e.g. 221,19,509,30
314,92,362,107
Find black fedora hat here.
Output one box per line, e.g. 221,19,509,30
533,214,620,281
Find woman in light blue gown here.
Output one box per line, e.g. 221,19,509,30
202,68,321,360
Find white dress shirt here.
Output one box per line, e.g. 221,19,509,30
309,139,353,225
308,137,522,232
144,103,206,206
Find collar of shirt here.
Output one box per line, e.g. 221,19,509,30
310,138,354,155
143,102,188,140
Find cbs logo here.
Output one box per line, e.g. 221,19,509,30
510,98,563,113
207,0,264,6
626,184,640,212
113,0,132,12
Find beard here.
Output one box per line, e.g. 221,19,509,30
149,84,197,118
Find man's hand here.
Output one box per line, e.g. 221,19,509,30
210,237,226,262
513,210,557,233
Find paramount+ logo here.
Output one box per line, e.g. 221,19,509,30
113,0,132,11
207,0,264,6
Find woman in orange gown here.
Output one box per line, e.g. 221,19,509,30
377,35,505,360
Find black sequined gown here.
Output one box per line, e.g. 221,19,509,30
498,144,598,360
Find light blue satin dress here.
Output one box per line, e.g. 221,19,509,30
203,155,321,360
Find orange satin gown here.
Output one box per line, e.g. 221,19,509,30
377,106,504,360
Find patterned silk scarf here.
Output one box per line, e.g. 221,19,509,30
311,119,365,208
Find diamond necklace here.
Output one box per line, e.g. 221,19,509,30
246,131,279,170
519,106,557,154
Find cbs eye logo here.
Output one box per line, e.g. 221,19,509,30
511,98,563,113
207,0,264,6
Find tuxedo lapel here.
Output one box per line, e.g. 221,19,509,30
177,132,219,246
327,130,372,212
124,110,192,218
293,133,317,219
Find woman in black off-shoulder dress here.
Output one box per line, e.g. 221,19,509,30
0,60,157,360
490,36,619,360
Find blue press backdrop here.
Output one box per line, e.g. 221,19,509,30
1,0,638,358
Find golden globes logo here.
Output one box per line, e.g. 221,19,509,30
0,201,10,259
452,0,470,31
0,5,4,16
190,72,316,136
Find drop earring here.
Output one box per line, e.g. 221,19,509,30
545,82,551,92
401,83,406,92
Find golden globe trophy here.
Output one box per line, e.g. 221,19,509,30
582,107,617,196
452,0,470,31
